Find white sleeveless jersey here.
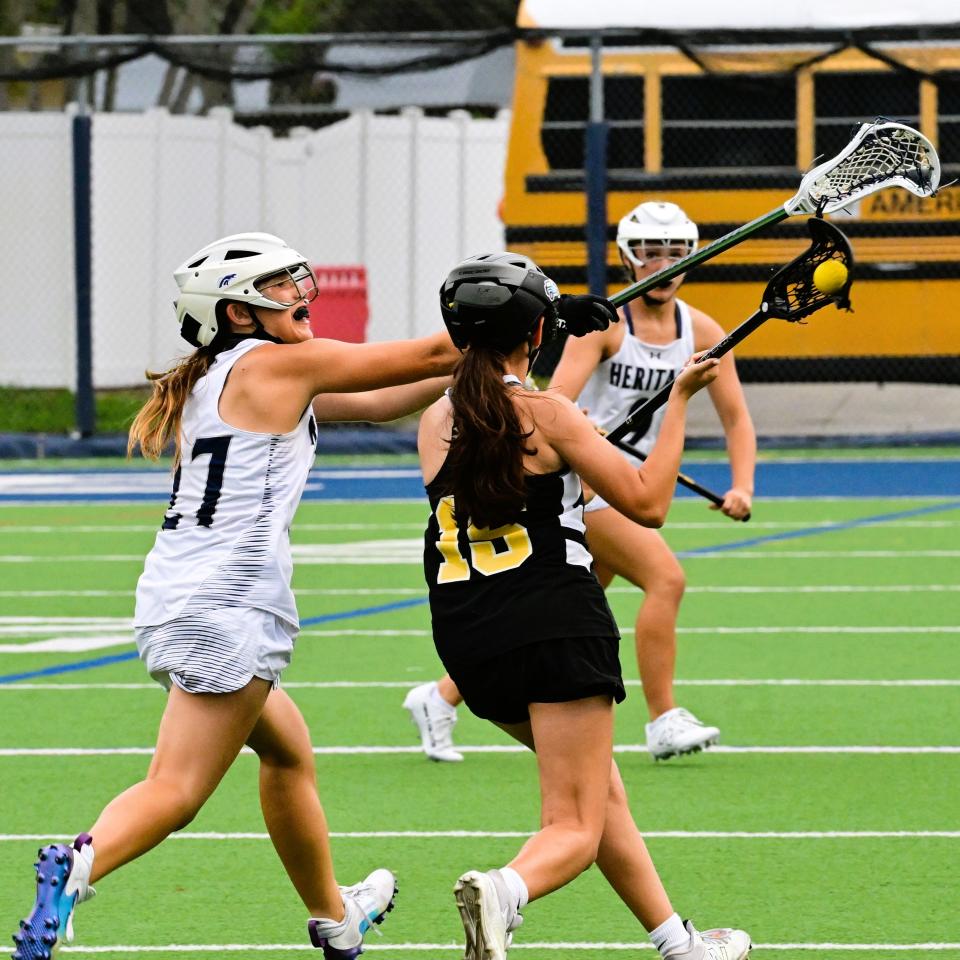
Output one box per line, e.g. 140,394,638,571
577,299,696,463
134,339,317,629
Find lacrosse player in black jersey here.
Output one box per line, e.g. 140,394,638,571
418,252,751,960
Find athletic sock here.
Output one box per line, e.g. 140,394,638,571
649,913,690,957
498,865,529,911
429,683,456,713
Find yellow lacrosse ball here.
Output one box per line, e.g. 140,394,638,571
812,260,848,295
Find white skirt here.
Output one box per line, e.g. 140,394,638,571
135,606,297,694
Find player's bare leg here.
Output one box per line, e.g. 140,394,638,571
585,508,684,720
595,760,673,928
587,509,719,759
436,673,463,707
495,697,614,897
86,678,273,882
245,687,343,918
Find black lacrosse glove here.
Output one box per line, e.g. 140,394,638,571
556,293,619,337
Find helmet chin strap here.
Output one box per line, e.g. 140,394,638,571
525,337,540,376
245,305,285,344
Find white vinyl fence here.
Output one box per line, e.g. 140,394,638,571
0,106,509,388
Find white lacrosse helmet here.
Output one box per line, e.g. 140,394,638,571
173,232,318,347
616,201,699,270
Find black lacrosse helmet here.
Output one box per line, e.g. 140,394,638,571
439,252,561,352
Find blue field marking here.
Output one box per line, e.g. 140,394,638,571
678,499,960,556
300,596,427,626
1,491,957,685
1,459,960,502
0,597,431,685
0,650,140,684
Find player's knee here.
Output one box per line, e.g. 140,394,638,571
547,818,603,871
607,774,629,812
570,826,603,871
647,563,686,603
255,738,316,775
149,775,205,828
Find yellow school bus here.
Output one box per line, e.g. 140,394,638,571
505,1,960,381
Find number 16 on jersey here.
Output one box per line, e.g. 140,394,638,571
433,497,533,582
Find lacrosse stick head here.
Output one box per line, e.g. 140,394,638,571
763,218,854,321
787,121,940,216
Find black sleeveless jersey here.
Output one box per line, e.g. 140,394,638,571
423,460,619,668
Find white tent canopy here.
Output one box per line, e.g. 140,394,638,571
520,0,960,31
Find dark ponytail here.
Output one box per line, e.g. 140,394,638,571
445,346,535,530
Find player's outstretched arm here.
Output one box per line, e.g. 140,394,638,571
257,332,460,405
693,309,756,518
538,356,719,526
313,377,451,423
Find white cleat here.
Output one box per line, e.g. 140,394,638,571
662,920,752,960
454,870,521,960
402,682,463,762
645,707,720,761
307,868,397,959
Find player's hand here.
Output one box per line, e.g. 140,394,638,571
711,486,752,520
556,294,619,337
672,351,720,398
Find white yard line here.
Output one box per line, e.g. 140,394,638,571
2,584,959,599
3,830,957,842
2,519,958,533
2,678,959,691
1,622,958,653
295,626,960,638
2,549,960,563
2,745,959,757
51,941,960,953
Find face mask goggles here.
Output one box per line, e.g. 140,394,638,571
620,238,697,270
253,263,319,307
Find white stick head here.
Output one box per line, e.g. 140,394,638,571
787,121,941,216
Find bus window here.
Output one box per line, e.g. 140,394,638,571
661,74,795,170
814,72,920,158
542,75,644,170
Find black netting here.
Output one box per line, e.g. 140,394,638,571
0,33,515,84
509,30,960,388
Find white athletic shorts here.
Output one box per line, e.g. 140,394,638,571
135,606,297,695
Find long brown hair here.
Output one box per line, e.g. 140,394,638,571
127,344,220,464
445,345,535,530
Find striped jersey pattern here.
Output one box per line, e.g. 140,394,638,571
134,339,317,630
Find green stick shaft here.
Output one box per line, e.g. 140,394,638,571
609,206,790,308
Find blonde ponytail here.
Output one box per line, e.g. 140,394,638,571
127,347,218,464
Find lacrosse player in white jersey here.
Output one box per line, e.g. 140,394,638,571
404,202,755,763
553,201,756,758
10,233,459,960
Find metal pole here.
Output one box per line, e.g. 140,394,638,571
72,111,95,438
585,34,608,296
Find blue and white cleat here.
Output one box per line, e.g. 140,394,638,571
12,834,95,960
307,868,397,959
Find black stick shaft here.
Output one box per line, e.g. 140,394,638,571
607,436,751,522
605,308,768,445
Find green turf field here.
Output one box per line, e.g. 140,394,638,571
1,494,958,958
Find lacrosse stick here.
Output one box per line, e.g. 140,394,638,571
606,218,855,513
609,120,936,309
